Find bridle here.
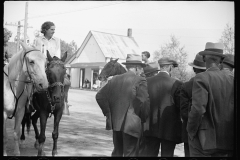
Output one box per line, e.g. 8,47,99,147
45,60,66,117
5,49,41,119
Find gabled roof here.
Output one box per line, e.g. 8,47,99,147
64,48,79,64
75,30,142,60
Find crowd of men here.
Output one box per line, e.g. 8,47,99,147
96,42,234,157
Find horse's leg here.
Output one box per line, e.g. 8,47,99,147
20,114,26,142
32,111,40,149
20,99,31,143
37,111,48,156
3,112,8,156
26,112,32,134
52,108,63,156
13,96,27,156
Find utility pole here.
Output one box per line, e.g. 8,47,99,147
24,2,28,44
5,2,32,51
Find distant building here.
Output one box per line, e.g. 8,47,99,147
65,29,142,89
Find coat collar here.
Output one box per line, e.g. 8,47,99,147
41,35,56,41
159,71,170,76
206,66,220,72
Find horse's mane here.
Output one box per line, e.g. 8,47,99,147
115,62,127,75
52,56,60,61
8,49,25,80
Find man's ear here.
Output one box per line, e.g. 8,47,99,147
203,56,206,62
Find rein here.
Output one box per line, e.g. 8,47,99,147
45,60,65,118
6,49,40,119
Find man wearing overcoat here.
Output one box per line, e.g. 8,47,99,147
220,53,234,77
96,54,150,157
187,42,234,157
139,57,183,157
180,53,206,157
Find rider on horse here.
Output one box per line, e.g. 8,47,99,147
33,21,71,110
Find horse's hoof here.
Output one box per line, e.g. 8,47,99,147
20,140,25,145
37,151,46,156
13,151,20,156
52,150,58,156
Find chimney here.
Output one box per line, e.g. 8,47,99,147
127,28,132,37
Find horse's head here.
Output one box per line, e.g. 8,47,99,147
98,58,126,81
46,50,67,104
20,42,48,90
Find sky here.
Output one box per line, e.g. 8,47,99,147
4,1,234,69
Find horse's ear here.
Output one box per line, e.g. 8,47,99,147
47,50,53,62
61,51,68,62
114,58,119,63
110,57,113,61
19,41,28,51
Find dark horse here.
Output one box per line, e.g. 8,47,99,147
98,58,127,82
29,50,67,156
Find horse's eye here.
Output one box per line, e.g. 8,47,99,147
29,60,35,64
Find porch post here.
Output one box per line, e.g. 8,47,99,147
80,69,83,89
91,69,94,90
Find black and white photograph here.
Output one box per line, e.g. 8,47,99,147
4,1,234,157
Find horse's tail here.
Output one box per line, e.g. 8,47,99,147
25,99,32,134
26,112,31,134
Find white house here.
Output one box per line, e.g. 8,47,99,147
65,29,142,89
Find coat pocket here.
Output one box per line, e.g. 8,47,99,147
123,108,142,138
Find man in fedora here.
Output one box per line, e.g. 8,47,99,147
143,61,160,77
139,57,183,157
220,54,234,77
187,42,234,157
96,54,150,157
180,53,206,157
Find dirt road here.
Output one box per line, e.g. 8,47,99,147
5,89,184,157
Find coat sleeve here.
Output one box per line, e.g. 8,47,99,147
134,77,150,123
180,82,190,121
95,82,112,130
172,80,183,110
187,74,208,140
95,82,110,117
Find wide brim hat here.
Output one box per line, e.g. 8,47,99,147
158,57,178,67
199,42,226,58
188,53,206,69
222,54,234,68
122,54,146,67
143,62,160,75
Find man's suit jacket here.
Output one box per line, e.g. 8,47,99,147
96,71,150,138
180,78,194,143
144,72,183,143
187,67,234,151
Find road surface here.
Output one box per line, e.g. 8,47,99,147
5,89,184,157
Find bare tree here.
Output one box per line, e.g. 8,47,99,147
153,35,189,82
60,40,78,58
219,23,234,55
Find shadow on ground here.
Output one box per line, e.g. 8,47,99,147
6,111,113,157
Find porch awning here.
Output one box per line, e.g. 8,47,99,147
69,62,107,68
